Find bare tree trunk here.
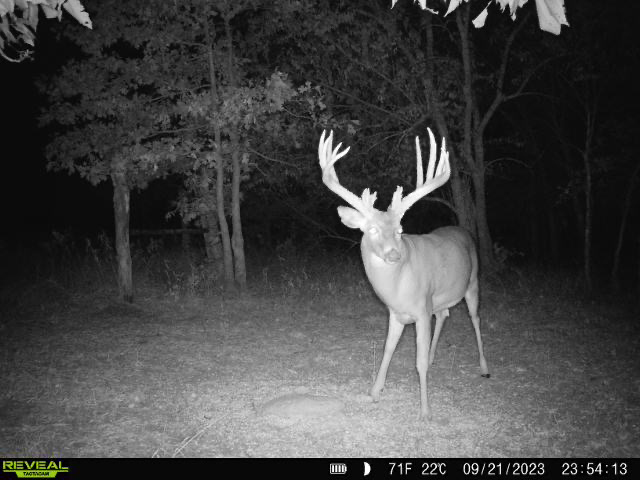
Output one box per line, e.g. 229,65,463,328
611,162,640,291
110,153,133,303
423,11,475,234
230,130,246,289
202,211,223,267
205,18,234,290
199,169,223,274
582,107,596,292
583,155,592,291
457,7,495,268
197,167,222,268
225,15,247,290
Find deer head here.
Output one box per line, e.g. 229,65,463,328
318,129,451,264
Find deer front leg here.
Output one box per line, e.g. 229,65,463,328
415,310,433,419
371,311,404,402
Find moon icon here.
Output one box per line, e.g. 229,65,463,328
364,462,371,476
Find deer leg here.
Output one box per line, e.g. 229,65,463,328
371,311,404,402
464,283,490,377
429,309,449,366
415,310,432,419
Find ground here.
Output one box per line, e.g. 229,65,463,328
0,251,639,457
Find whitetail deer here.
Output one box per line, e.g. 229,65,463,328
318,129,490,418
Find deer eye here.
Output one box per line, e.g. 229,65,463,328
368,226,378,235
396,228,403,235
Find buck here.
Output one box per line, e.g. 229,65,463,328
318,129,490,418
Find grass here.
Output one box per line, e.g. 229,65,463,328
0,233,639,457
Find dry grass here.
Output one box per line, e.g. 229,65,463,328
0,235,639,457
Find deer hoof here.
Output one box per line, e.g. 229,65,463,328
419,409,432,421
481,373,491,378
370,389,382,403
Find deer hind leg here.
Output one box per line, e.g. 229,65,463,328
464,281,490,377
371,311,405,402
429,309,449,366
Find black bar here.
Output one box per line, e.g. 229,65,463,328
1,458,636,479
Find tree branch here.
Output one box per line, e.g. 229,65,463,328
317,82,413,126
247,147,302,169
477,11,532,137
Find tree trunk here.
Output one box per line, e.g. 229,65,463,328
457,6,494,268
230,130,247,289
582,107,596,293
583,156,592,292
611,162,640,291
225,16,247,290
449,156,476,235
198,167,223,273
422,11,475,234
202,211,223,267
216,155,234,290
472,169,494,267
110,154,133,303
206,17,234,290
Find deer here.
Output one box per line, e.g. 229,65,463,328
318,129,490,419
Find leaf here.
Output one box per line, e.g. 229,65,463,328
472,4,490,28
0,0,15,17
533,0,568,35
13,18,35,45
27,2,38,29
40,2,61,20
62,0,92,29
0,14,17,43
445,0,466,17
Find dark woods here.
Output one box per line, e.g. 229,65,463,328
1,0,639,297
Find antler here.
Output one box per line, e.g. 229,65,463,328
389,128,450,216
318,130,376,213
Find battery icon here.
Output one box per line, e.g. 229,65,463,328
330,463,347,474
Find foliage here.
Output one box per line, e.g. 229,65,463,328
394,0,568,34
29,0,640,286
37,1,192,189
0,0,91,62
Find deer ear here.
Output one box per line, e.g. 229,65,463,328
337,206,367,230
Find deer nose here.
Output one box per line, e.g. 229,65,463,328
384,248,401,263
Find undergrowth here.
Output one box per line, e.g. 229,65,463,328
0,230,633,316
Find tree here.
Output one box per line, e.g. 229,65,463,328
169,0,298,291
38,0,187,301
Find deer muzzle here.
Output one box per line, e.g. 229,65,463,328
384,248,401,264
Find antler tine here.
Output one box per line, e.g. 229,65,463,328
318,130,367,213
425,128,437,182
393,128,451,216
415,136,424,188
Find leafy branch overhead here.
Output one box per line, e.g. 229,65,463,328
0,0,91,61
393,0,568,35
